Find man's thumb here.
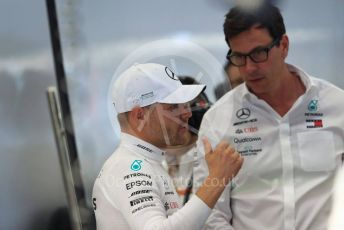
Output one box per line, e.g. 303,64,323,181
202,137,212,155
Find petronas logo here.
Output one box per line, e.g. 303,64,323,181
308,100,318,112
131,160,143,171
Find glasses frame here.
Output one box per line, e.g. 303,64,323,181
226,38,280,67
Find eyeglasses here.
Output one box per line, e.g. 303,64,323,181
226,38,280,67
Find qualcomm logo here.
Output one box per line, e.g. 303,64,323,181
236,108,251,119
234,137,261,143
131,160,143,171
308,100,318,112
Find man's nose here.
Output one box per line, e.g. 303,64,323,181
242,56,258,74
179,103,192,120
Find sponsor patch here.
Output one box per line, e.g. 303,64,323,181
165,191,174,195
236,127,258,134
161,176,170,190
128,189,152,198
236,108,251,119
164,202,169,211
234,137,261,143
136,144,153,153
126,180,153,190
130,196,153,207
306,119,323,128
305,112,323,117
238,146,262,156
169,202,179,209
141,91,154,100
165,67,179,80
308,100,318,112
233,118,258,126
132,203,156,214
124,172,151,180
131,160,143,171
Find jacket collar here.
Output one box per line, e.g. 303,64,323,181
120,132,165,162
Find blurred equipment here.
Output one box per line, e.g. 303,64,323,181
46,87,81,230
46,0,95,229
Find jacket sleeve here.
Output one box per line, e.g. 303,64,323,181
204,185,234,230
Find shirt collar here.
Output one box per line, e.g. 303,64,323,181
286,63,314,92
120,132,166,162
240,63,316,99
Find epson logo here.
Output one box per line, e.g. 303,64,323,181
234,137,261,143
126,180,153,190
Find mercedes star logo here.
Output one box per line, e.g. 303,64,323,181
165,67,179,80
236,108,251,119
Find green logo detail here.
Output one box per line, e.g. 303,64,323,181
131,160,143,171
308,100,318,112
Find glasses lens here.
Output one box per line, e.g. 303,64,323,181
250,49,268,63
230,55,245,67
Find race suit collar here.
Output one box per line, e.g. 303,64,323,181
121,132,166,162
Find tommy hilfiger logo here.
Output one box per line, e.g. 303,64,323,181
306,119,323,128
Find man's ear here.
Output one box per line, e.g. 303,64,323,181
280,34,289,59
132,107,146,119
128,106,148,132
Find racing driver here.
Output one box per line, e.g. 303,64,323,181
92,63,243,230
